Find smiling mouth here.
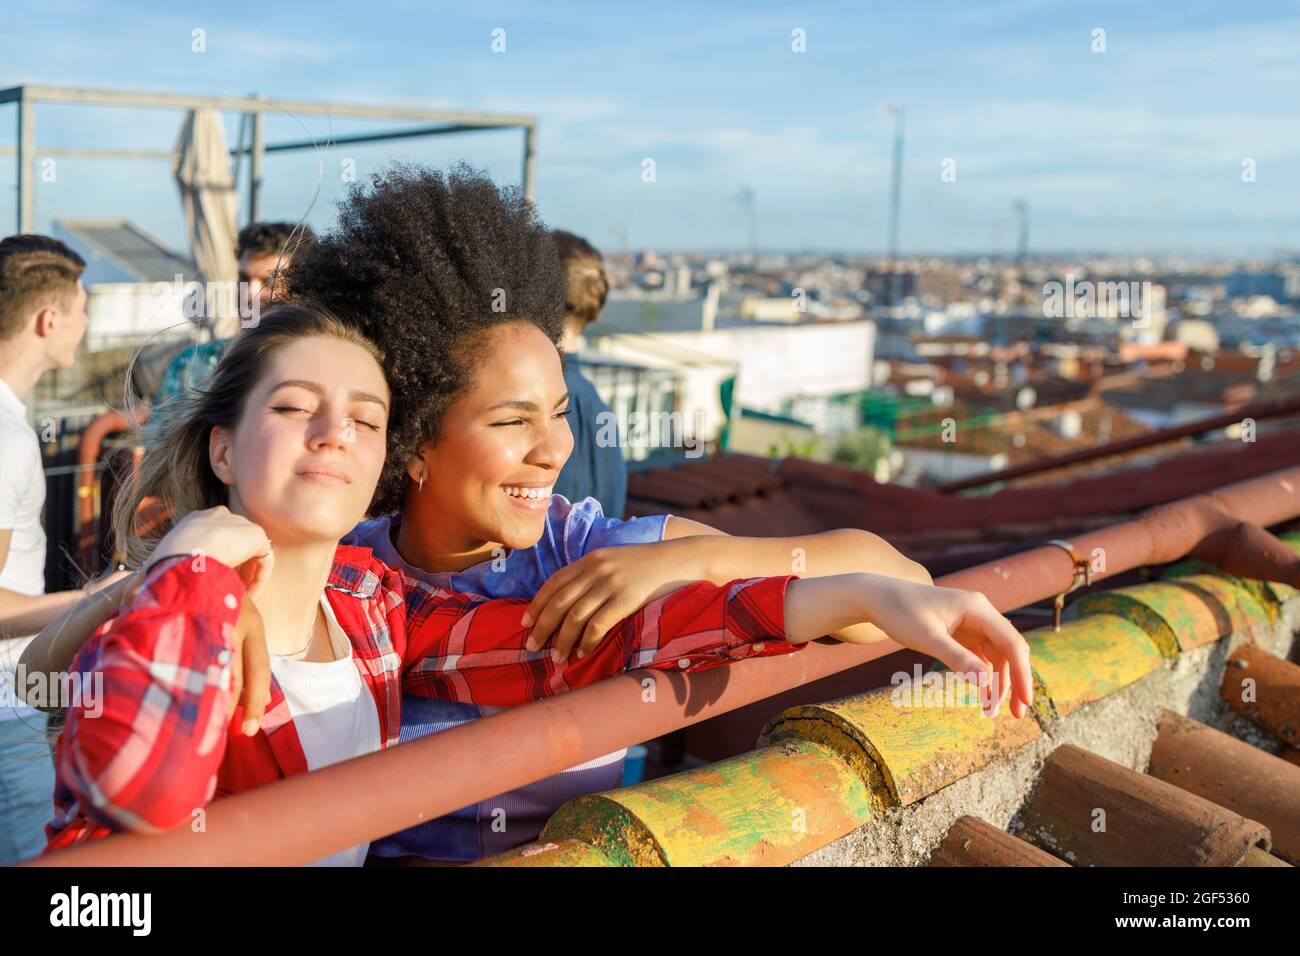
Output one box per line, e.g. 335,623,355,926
502,484,553,505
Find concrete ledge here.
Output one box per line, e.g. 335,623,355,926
538,740,872,866
801,586,1298,866
474,554,1300,868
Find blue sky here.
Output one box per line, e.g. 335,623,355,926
3,0,1300,256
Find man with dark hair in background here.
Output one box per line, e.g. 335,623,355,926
152,221,314,410
234,220,313,305
550,230,629,518
0,234,92,863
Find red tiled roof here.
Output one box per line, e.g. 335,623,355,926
625,425,1300,569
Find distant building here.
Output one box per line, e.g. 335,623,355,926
726,407,835,460
597,284,722,334
53,219,198,286
1167,318,1220,353
740,296,801,322
51,219,200,350
1224,271,1287,303
865,269,917,305
586,315,877,448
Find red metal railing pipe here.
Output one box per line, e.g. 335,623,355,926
75,409,137,528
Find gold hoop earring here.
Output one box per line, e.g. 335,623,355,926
417,474,425,492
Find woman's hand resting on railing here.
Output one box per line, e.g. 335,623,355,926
781,573,1034,719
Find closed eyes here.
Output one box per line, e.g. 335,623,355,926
272,405,382,431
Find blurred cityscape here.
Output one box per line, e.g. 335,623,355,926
582,246,1300,480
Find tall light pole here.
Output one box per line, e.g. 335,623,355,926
731,184,758,265
1014,199,1029,269
608,225,630,282
885,104,904,305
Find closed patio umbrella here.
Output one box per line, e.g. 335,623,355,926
172,108,239,337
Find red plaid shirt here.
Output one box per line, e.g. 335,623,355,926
45,545,798,852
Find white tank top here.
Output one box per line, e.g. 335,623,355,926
268,596,382,866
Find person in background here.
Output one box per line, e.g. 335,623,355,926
0,235,93,864
550,230,627,519
152,221,315,411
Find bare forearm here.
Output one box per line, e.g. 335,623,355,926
0,587,88,640
690,529,931,643
16,575,138,711
782,573,885,644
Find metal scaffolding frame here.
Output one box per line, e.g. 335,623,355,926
1,83,538,235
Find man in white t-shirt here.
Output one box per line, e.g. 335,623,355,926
0,234,91,864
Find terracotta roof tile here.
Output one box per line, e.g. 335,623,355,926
1148,710,1300,864
930,815,1069,867
622,427,1298,568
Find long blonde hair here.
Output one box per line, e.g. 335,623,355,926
111,301,385,567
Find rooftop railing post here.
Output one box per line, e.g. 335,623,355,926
522,123,536,204
17,87,35,233
232,111,249,198
247,105,265,225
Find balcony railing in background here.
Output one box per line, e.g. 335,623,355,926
35,403,148,590
577,355,684,465
36,403,108,591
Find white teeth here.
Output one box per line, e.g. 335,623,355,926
502,485,552,500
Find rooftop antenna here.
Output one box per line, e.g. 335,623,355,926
607,226,630,283
1014,199,1029,268
885,104,904,304
730,184,758,265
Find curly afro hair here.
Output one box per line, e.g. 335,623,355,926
288,161,567,515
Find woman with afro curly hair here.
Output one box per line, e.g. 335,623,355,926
282,162,975,863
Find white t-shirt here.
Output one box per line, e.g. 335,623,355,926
268,596,383,866
0,377,46,721
0,378,45,598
